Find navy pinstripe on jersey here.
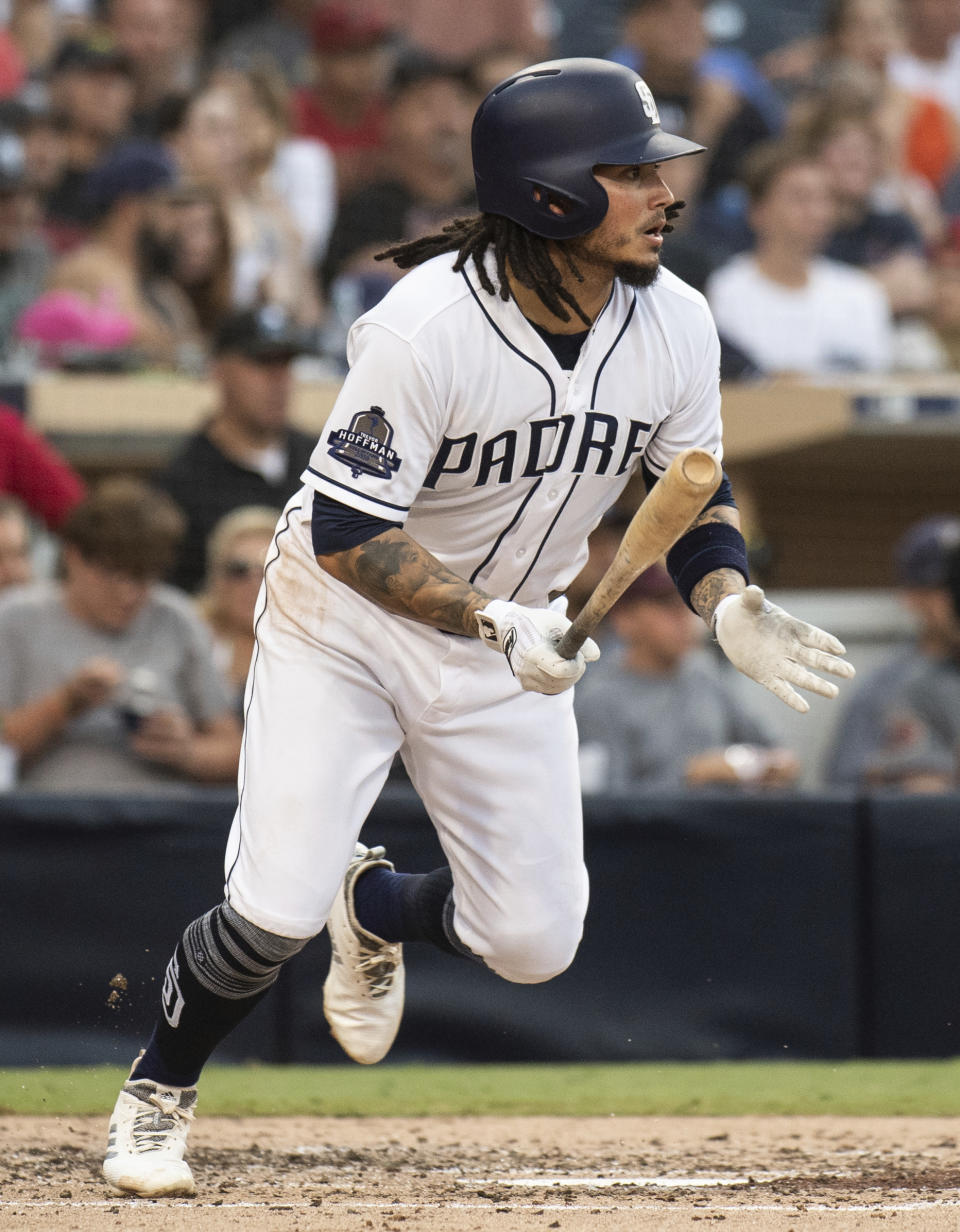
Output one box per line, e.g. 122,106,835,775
302,251,723,605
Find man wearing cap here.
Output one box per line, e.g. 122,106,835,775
45,34,137,236
291,4,394,199
825,516,960,791
320,51,476,311
153,306,315,592
43,138,186,362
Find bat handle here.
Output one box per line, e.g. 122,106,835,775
556,612,590,660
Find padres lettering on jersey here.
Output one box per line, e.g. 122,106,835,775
422,411,652,488
303,253,722,606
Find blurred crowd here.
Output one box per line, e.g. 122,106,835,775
0,0,951,376
2,0,960,795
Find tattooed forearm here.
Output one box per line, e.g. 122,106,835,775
685,504,746,627
317,528,491,637
691,567,746,627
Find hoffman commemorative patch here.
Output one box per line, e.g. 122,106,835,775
327,407,402,480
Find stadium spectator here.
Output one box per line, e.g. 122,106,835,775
0,22,27,101
367,0,553,62
0,404,84,527
161,84,245,192
705,141,894,375
811,0,960,194
0,130,51,360
166,83,321,326
0,476,242,792
212,64,338,269
9,0,60,79
887,0,960,124
213,0,318,87
291,4,394,201
0,495,32,591
143,180,233,360
153,305,315,593
574,564,799,792
43,33,137,241
196,505,277,711
607,0,782,216
320,53,475,351
792,94,940,305
786,91,950,370
40,139,192,366
825,515,960,791
464,44,533,103
13,101,71,207
105,0,203,136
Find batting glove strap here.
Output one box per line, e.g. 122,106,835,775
476,599,599,695
713,585,855,714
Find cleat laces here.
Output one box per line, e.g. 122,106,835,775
127,1087,195,1155
354,946,401,998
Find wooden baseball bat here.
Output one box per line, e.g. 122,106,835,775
557,447,723,659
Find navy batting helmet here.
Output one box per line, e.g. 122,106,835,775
472,58,705,240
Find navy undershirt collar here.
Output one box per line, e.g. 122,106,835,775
527,319,590,371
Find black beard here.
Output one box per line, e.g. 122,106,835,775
613,260,661,289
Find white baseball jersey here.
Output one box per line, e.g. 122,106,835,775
302,252,723,605
225,252,725,972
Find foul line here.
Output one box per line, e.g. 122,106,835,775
5,1197,960,1215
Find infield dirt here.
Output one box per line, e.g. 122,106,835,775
3,1114,960,1230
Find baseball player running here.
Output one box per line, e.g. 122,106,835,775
103,58,854,1197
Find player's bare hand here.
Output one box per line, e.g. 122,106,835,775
476,598,600,695
713,585,855,714
63,657,124,714
131,707,194,767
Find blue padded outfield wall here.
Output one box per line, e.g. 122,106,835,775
1,788,956,1066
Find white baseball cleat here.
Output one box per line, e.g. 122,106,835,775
324,842,406,1064
103,1056,197,1197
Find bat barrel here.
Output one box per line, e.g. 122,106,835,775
680,449,722,489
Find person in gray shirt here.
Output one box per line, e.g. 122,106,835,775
825,516,960,792
574,563,798,792
0,477,242,792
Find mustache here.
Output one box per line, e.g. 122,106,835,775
662,200,687,234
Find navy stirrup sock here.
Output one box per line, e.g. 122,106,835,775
134,943,271,1089
353,864,461,956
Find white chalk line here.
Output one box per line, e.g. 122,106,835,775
457,1172,796,1188
6,1197,960,1215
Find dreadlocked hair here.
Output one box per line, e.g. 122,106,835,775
376,214,592,325
375,201,687,327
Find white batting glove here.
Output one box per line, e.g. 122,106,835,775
714,585,855,714
476,598,600,695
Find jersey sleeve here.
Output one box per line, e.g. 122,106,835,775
301,322,444,522
642,297,724,479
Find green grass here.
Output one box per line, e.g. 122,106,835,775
3,1059,960,1118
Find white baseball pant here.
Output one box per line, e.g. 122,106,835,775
223,496,590,984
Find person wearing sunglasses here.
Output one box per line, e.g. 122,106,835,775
196,506,279,711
